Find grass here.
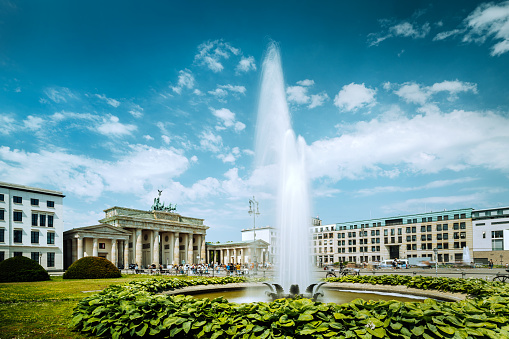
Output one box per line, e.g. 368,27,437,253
0,274,169,339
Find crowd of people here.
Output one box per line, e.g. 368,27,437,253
130,262,272,275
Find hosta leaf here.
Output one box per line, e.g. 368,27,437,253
367,327,386,338
298,314,314,321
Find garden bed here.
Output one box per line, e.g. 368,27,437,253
69,275,509,338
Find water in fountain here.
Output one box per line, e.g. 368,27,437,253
255,42,311,291
463,246,471,265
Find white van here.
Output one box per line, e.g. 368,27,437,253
379,259,408,268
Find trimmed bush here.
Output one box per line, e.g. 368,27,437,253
0,256,50,283
63,256,121,279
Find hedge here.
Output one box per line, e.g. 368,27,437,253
70,275,509,338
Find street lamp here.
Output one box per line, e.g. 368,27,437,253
433,248,438,277
248,196,260,272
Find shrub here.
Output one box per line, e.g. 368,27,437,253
0,256,50,283
63,256,121,279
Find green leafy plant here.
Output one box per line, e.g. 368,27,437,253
70,275,509,338
63,256,121,279
0,256,50,283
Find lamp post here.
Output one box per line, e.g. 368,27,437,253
248,196,260,272
433,248,438,277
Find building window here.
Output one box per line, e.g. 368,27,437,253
47,200,55,208
14,252,23,257
483,232,486,238
0,229,4,242
0,251,4,261
13,211,22,222
0,209,4,221
453,223,459,230
0,194,4,201
47,232,55,245
14,230,22,243
437,216,442,221
32,213,38,226
40,215,46,227
31,231,39,244
99,243,106,249
47,252,55,267
460,222,466,229
492,230,504,238
13,196,22,204
31,198,39,206
443,224,448,231
421,226,426,232
443,233,449,240
493,239,504,251
31,252,39,262
437,224,442,231
48,215,53,227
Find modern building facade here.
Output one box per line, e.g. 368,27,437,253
472,206,509,265
311,208,474,267
0,182,64,271
64,206,209,268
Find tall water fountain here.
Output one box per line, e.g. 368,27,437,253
255,42,312,291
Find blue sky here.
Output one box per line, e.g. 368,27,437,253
1,0,509,241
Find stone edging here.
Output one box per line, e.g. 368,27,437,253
324,282,467,301
162,282,467,302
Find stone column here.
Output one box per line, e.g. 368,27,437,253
136,230,142,267
226,248,230,264
173,232,180,265
111,239,117,267
187,233,194,264
169,232,175,265
77,237,84,259
201,236,206,264
233,248,237,264
124,240,129,268
93,238,98,257
153,230,159,265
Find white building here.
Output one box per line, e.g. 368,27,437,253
472,206,509,265
0,182,65,271
241,226,277,264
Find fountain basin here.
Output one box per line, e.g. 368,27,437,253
162,282,466,303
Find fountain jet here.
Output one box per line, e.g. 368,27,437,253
255,42,312,291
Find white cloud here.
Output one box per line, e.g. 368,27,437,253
463,1,509,55
208,84,247,99
162,135,171,144
236,56,256,73
129,104,144,118
0,144,190,199
368,20,431,46
286,85,309,104
195,40,241,72
95,94,121,107
143,135,154,141
208,88,228,97
356,177,478,196
211,108,245,132
43,87,77,103
334,83,377,111
286,79,328,109
0,114,17,135
219,84,246,94
171,69,195,94
309,92,329,109
199,130,223,153
97,115,137,137
297,79,315,86
307,108,509,181
383,194,481,215
23,115,44,130
390,22,430,38
434,1,509,56
394,80,477,104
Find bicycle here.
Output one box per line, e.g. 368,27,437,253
325,267,349,278
493,270,509,282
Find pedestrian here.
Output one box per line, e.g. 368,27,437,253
489,259,494,269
